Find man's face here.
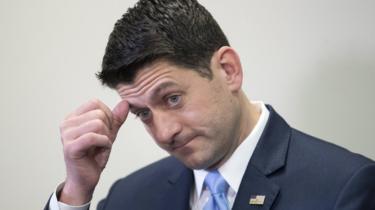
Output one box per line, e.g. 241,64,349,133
116,60,242,169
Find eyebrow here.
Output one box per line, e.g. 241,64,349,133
128,81,180,113
149,81,180,101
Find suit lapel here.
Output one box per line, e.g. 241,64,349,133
157,160,194,210
233,106,291,210
232,165,280,210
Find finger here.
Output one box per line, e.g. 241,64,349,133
64,133,111,159
62,119,110,142
73,99,113,124
111,100,129,133
61,109,111,131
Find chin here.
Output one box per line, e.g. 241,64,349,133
176,152,214,170
182,161,208,170
170,140,217,169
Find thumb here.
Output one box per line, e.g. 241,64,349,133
111,100,129,132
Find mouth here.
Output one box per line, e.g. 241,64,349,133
170,135,197,151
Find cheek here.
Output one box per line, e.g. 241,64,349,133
180,103,212,129
180,107,228,146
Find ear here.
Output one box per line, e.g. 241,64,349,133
211,46,243,92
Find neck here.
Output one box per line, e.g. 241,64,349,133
237,92,261,146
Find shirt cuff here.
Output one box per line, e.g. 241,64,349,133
49,183,91,210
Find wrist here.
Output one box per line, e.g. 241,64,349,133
59,181,94,206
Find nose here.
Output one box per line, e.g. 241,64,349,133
150,111,182,145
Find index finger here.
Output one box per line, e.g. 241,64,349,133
73,99,113,126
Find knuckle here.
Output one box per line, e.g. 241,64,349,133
80,132,96,144
87,132,97,141
60,128,73,142
94,109,107,122
89,98,101,107
91,119,107,132
102,136,111,147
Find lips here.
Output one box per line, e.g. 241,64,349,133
170,134,197,150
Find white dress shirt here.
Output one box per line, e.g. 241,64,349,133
49,102,270,210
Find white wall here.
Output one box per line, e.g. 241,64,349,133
0,0,374,209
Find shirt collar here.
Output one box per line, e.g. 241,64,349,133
193,101,270,197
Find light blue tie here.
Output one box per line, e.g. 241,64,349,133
203,170,230,210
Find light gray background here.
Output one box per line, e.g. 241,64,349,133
0,0,374,209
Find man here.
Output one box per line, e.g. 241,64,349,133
46,0,375,209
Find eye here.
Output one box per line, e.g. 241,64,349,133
167,95,181,107
136,109,151,121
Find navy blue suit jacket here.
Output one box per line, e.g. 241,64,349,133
48,106,375,210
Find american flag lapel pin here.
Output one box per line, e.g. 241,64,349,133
249,195,266,205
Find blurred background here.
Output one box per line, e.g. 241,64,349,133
0,0,374,209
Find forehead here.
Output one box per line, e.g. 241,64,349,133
116,61,193,100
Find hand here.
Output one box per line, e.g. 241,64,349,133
59,99,129,205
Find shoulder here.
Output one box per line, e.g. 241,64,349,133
269,127,375,209
289,129,373,169
287,128,375,194
97,156,189,209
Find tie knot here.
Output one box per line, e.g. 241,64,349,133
204,170,229,195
